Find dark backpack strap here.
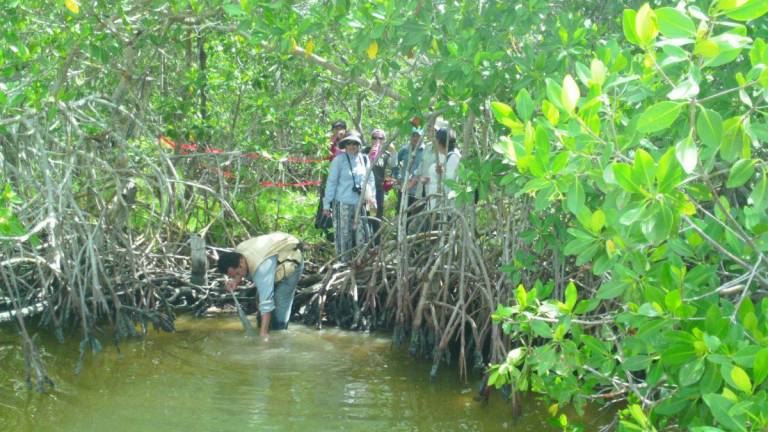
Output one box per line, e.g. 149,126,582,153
345,152,359,190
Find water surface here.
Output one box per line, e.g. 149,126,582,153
0,316,608,431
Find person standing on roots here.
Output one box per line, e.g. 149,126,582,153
425,127,461,214
217,232,304,341
394,126,426,221
322,131,376,263
365,128,396,245
315,120,348,240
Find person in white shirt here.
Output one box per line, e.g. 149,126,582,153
425,127,461,211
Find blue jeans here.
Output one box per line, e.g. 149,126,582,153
251,255,304,330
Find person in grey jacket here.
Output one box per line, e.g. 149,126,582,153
322,131,376,262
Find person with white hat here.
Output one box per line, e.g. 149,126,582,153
322,131,376,262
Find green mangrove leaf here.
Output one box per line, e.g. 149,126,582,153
567,180,585,214
635,3,659,47
613,163,642,193
515,88,534,122
633,149,656,191
591,58,607,86
702,394,746,432
656,7,696,38
623,9,640,45
754,348,768,387
724,0,768,21
637,101,684,133
720,117,747,161
561,74,580,114
696,107,723,150
726,159,755,188
748,172,767,211
530,320,553,338
668,75,699,100
675,135,698,174
730,366,752,393
679,358,706,386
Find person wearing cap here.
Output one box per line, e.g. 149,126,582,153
366,129,396,244
316,120,348,238
329,120,347,160
394,127,426,218
322,131,376,262
217,232,304,341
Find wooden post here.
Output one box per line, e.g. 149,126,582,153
190,234,207,285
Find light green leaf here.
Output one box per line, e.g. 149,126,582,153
491,101,524,132
721,116,746,161
679,358,706,386
613,163,642,193
748,172,767,211
657,147,683,193
223,3,247,16
635,3,659,47
675,135,698,174
567,180,585,214
491,101,515,121
730,366,752,393
637,102,684,133
545,78,564,111
694,39,721,58
530,320,552,338
561,74,580,114
564,281,577,312
633,149,656,191
726,159,755,188
754,348,768,387
592,209,606,233
515,89,534,122
623,9,640,45
656,7,696,38
597,280,627,299
590,59,607,86
668,75,700,100
702,394,746,432
724,0,768,21
696,107,723,149
542,100,560,126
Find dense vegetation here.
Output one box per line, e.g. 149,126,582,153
1,1,767,430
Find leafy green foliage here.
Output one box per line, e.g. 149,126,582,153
490,3,768,431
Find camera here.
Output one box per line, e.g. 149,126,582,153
352,185,361,194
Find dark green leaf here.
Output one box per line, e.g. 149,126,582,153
679,358,706,386
530,320,553,338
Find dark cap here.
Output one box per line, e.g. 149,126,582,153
331,120,347,131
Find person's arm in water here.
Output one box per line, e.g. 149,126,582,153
254,256,278,342
260,311,271,340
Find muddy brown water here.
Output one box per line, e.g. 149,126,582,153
0,316,610,431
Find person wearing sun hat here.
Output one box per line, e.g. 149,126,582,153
322,131,376,262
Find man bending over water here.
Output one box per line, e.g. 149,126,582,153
216,232,304,341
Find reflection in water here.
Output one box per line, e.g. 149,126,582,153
0,316,608,431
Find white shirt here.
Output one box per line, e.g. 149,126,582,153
425,150,461,209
